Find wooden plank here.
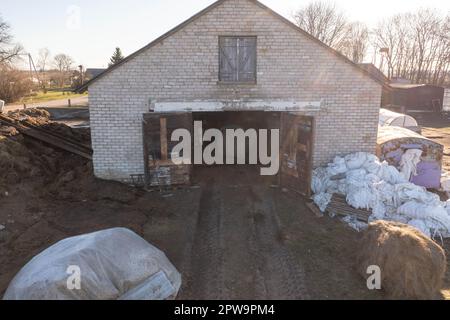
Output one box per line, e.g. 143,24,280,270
160,118,168,161
280,114,314,197
143,113,193,187
0,115,92,160
142,121,150,189
306,201,324,218
326,194,371,222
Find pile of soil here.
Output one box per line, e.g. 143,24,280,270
0,109,92,195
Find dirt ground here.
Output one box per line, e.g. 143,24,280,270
418,112,450,173
1,110,450,300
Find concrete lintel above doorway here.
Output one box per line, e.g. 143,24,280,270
151,100,324,113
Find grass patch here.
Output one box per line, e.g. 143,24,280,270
20,90,88,104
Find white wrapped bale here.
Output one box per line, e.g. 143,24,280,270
3,228,181,300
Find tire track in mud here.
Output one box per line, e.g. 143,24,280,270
250,185,310,299
182,177,226,300
182,168,309,299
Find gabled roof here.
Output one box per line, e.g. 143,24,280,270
358,63,389,84
76,0,384,93
85,68,106,79
389,83,444,90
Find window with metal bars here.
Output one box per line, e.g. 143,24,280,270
219,36,257,83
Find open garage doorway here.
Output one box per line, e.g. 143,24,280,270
191,111,281,189
142,111,314,196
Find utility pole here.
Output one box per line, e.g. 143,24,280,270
379,47,390,79
78,65,84,86
21,53,42,89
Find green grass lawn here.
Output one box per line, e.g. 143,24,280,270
21,90,88,104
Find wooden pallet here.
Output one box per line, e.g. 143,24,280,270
326,194,371,222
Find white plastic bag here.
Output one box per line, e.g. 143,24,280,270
3,228,182,300
311,152,450,239
313,192,332,212
400,149,423,181
326,156,347,176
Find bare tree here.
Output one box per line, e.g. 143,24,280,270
340,22,369,63
53,53,74,88
0,64,33,103
38,48,51,72
373,9,450,85
293,1,350,50
0,15,23,64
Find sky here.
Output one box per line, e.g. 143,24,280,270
1,0,450,69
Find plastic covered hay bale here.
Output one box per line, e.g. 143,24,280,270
3,228,181,300
357,221,446,299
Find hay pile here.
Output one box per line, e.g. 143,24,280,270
357,221,446,299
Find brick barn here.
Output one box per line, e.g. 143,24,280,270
78,0,383,196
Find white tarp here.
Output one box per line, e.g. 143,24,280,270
379,108,419,128
312,152,450,238
3,228,182,300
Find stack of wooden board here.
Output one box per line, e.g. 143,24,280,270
326,194,371,222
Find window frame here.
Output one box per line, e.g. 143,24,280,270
218,36,257,85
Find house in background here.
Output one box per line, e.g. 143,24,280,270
443,88,450,112
85,68,106,81
77,0,383,195
383,83,445,114
355,64,447,114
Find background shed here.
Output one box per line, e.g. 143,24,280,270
383,84,445,113
444,88,450,112
377,126,444,189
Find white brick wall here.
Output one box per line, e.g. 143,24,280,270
89,0,382,182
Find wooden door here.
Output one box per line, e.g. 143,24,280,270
143,113,193,188
280,113,314,197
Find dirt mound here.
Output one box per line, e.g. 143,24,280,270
0,126,19,137
0,135,38,185
357,220,446,299
48,163,141,204
0,108,91,192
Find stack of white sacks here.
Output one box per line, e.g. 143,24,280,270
312,152,450,238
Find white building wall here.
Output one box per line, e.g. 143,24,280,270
89,0,382,182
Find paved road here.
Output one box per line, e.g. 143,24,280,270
3,96,89,112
